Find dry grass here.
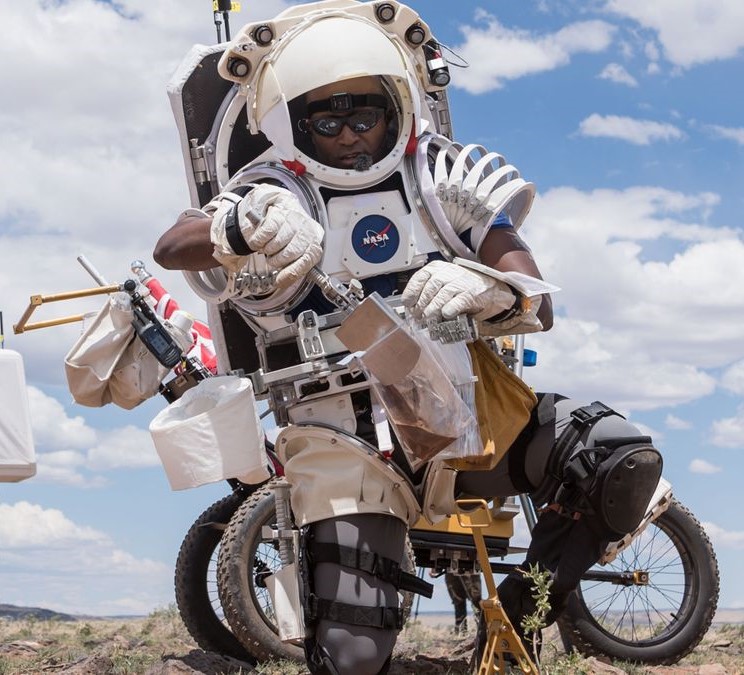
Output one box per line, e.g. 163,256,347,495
0,606,741,674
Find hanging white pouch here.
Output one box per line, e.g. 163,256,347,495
64,294,135,407
149,375,269,490
108,311,194,410
0,350,36,482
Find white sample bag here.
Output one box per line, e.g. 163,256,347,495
65,294,193,410
0,350,36,482
64,295,135,408
149,375,269,490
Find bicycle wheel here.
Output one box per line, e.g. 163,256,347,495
217,479,417,664
174,490,254,662
558,499,719,665
217,479,305,663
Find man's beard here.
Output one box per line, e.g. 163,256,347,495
353,153,374,171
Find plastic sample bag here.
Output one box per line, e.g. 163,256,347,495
336,294,478,470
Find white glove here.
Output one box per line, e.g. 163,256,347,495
401,260,519,320
211,184,324,288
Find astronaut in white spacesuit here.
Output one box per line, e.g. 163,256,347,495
155,2,662,672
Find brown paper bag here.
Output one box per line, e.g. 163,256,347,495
445,339,537,471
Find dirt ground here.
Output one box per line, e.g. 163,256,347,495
0,608,741,674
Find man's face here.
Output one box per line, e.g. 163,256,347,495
305,76,390,170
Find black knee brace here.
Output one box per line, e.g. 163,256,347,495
300,515,431,675
547,402,663,537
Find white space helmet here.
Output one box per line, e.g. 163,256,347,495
218,1,443,188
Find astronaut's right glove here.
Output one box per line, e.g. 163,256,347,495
211,184,324,289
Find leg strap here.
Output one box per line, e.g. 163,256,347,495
549,401,619,481
306,595,404,629
308,541,434,598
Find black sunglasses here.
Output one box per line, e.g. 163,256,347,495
300,109,385,137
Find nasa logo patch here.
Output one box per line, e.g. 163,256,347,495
350,214,400,264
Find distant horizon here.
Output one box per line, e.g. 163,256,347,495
2,601,743,624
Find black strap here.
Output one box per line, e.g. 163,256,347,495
224,202,253,255
307,93,388,116
550,401,619,482
484,290,525,324
308,542,433,598
306,595,403,629
223,186,254,256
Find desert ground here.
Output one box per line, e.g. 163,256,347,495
0,607,742,674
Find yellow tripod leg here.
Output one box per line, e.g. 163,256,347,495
456,499,538,675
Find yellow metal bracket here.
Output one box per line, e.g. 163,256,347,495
13,285,120,334
455,499,538,675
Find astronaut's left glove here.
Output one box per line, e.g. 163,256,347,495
211,184,324,289
401,259,523,321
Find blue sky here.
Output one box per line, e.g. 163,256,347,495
1,0,743,617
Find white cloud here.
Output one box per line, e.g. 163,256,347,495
87,425,160,470
451,14,615,93
721,360,744,395
0,501,104,548
665,414,692,430
23,388,161,483
711,405,744,449
598,62,638,86
606,0,744,67
689,458,721,474
0,501,170,615
577,113,684,145
702,521,744,549
26,386,97,451
34,464,109,489
706,125,744,146
521,185,744,410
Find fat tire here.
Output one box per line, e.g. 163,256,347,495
217,479,417,664
217,479,305,663
174,490,254,662
558,499,719,665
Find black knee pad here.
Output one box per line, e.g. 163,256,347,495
558,441,662,537
593,443,662,535
542,401,663,538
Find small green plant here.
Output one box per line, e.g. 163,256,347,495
519,563,554,670
542,648,590,674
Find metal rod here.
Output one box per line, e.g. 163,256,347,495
13,285,120,334
513,333,525,379
77,255,109,286
16,314,88,333
35,286,120,303
519,493,538,532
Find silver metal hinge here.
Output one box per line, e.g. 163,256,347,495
189,138,210,185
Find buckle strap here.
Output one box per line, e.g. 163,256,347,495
550,401,619,479
570,401,616,425
307,595,403,629
308,542,433,598
563,444,612,486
